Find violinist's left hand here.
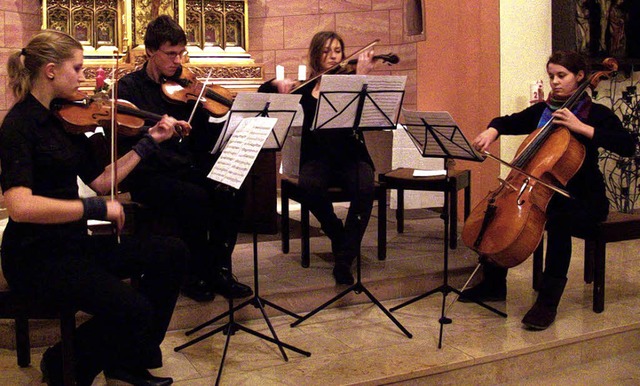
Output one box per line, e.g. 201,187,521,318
356,49,375,75
551,108,594,139
148,115,192,143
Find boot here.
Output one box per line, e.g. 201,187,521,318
322,217,345,257
522,275,567,330
459,263,507,303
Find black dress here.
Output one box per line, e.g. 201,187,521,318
0,93,187,384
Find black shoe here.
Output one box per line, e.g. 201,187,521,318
182,278,216,302
41,346,63,386
459,280,506,303
333,263,354,285
105,367,173,386
212,267,253,299
522,301,557,330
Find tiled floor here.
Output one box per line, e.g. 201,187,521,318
1,204,640,385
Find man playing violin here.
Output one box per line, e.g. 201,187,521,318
117,15,253,302
259,31,375,285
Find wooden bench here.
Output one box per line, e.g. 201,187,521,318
0,275,76,385
533,209,640,313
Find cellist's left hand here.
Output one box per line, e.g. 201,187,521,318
551,108,594,139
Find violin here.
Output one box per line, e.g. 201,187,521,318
332,53,400,75
290,39,400,93
52,91,165,137
461,58,619,269
161,66,234,117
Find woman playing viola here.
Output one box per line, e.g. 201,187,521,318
259,31,375,285
461,50,635,330
0,29,190,385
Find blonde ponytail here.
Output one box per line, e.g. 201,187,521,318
7,30,82,102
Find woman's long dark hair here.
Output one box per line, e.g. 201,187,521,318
308,31,345,78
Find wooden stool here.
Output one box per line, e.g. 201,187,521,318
280,176,387,268
379,168,471,248
533,209,640,313
0,275,76,385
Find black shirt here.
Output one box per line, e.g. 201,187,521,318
0,93,103,256
489,100,635,216
258,79,373,168
117,64,224,176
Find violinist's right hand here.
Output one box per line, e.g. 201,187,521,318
271,78,299,94
106,199,125,232
473,127,499,152
148,115,192,143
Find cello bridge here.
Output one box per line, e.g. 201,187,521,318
516,177,530,205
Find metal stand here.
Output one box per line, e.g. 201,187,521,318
174,173,310,385
291,84,412,339
389,159,506,348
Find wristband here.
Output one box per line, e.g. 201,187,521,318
81,197,108,221
132,133,159,159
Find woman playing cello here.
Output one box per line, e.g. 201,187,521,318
461,50,635,330
0,29,190,384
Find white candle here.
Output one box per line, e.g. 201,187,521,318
298,65,307,81
276,65,285,80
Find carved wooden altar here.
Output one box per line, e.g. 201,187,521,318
41,0,263,93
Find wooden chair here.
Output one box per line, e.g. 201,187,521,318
279,129,393,268
532,209,640,313
0,274,76,385
379,168,471,248
280,177,387,267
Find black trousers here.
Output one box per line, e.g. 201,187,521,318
128,166,244,282
485,194,609,281
298,158,375,265
2,234,187,385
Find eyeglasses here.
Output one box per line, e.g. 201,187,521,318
159,49,188,59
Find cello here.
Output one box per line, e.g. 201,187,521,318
461,58,619,269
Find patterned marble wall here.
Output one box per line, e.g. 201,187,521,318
0,0,43,122
247,0,418,112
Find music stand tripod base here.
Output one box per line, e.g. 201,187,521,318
391,109,507,348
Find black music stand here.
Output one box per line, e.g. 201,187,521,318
388,109,506,349
289,75,412,339
174,95,310,385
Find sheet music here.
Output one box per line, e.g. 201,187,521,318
211,92,302,154
208,117,278,189
313,75,406,131
401,108,484,161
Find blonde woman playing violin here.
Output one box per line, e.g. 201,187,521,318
260,31,375,285
0,29,190,385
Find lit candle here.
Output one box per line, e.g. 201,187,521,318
276,65,285,81
95,67,105,90
298,65,307,81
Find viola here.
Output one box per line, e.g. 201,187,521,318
461,58,619,269
52,91,166,137
161,66,234,117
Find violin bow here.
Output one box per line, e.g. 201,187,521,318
289,38,380,93
187,68,214,125
110,49,121,242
